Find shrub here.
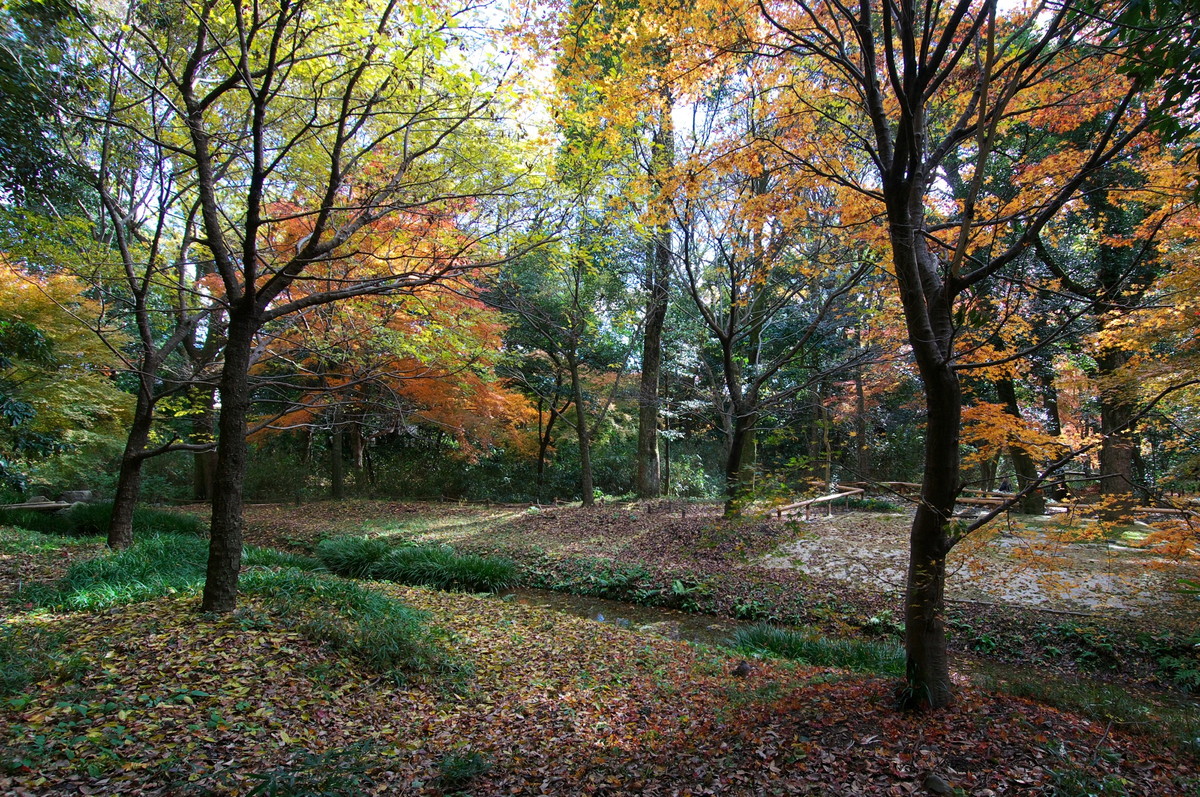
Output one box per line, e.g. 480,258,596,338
0,509,62,534
846,497,905,513
0,502,206,538
546,557,652,600
668,454,720,499
729,623,905,676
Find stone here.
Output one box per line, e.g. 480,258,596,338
923,772,953,795
59,490,94,503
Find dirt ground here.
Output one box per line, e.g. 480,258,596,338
762,511,1199,619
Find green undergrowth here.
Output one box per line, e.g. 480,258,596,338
950,614,1200,694
0,502,205,538
247,742,380,796
17,534,323,610
844,497,906,513
0,525,97,554
6,530,453,685
316,536,515,593
520,555,718,612
729,623,906,676
976,670,1200,757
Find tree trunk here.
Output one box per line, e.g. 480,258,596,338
724,409,755,516
887,180,959,709
737,427,757,496
636,111,673,500
192,388,217,501
663,432,672,497
1097,348,1137,502
901,366,960,710
636,277,667,498
330,416,345,500
996,376,1046,514
569,358,593,507
349,421,365,472
107,361,157,549
202,311,257,613
1035,360,1068,500
108,455,144,549
820,397,833,490
854,365,869,482
537,402,559,490
979,454,998,493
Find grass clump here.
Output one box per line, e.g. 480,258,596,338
845,497,905,513
729,623,905,676
21,534,210,609
242,547,324,571
66,502,206,538
0,509,63,534
21,534,319,610
436,749,491,791
315,536,394,578
16,533,451,682
241,568,452,681
0,525,96,556
317,536,515,593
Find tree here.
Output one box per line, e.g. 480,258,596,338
670,68,875,513
252,256,535,496
0,0,93,211
752,0,1165,706
0,262,131,492
1086,191,1200,505
84,0,545,611
1097,0,1200,147
548,0,690,500
0,5,228,547
491,237,636,506
1030,140,1190,506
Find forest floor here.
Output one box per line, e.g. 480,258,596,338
240,499,1199,673
0,501,1196,795
238,498,1199,617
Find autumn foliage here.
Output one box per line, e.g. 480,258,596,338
251,206,536,459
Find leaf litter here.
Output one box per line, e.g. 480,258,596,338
1,531,1196,796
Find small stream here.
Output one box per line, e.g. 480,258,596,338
496,587,747,647
495,588,1200,714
